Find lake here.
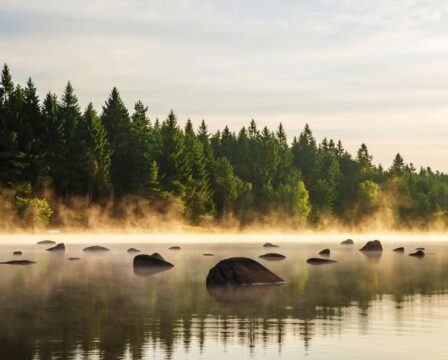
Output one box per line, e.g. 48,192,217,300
0,234,447,360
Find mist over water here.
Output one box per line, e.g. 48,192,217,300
1,234,448,359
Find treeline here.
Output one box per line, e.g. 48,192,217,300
1,63,448,229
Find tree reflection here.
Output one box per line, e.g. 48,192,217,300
0,245,447,359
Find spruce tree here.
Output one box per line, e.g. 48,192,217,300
158,110,189,195
83,103,112,200
101,87,137,195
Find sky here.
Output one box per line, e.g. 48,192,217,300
1,0,448,170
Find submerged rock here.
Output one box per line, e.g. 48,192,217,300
259,253,286,261
359,240,383,252
409,250,425,258
37,240,56,245
307,258,337,265
46,243,65,252
416,247,425,251
0,260,36,265
341,239,354,245
13,251,22,256
127,248,141,253
393,247,405,253
169,246,181,250
203,253,215,256
206,257,284,286
68,257,80,261
318,249,330,257
263,242,279,248
83,246,110,252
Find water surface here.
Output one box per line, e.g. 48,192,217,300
0,235,447,359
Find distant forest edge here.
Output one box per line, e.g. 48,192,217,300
1,63,448,231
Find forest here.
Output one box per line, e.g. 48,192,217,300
1,63,448,230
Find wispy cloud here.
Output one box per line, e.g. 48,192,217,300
1,0,448,169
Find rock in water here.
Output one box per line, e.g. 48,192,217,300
83,246,110,252
318,249,330,256
68,257,80,261
47,243,65,252
127,248,140,253
0,260,36,265
263,242,279,248
134,254,173,267
259,253,286,261
359,240,383,252
37,240,56,245
169,246,181,250
203,253,214,256
409,250,425,257
13,251,22,256
341,239,354,245
150,253,164,261
416,247,425,251
133,254,174,276
307,258,337,265
393,247,405,253
206,257,284,286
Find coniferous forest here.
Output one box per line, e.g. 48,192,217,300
2,64,448,230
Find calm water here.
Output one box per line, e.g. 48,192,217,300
1,234,448,359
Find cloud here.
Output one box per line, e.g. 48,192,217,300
1,0,448,170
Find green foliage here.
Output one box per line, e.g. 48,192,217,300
2,63,448,229
15,196,53,226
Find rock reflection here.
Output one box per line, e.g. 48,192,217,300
133,265,172,276
0,241,447,360
207,284,281,304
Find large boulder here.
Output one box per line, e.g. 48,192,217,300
307,258,337,265
341,239,354,245
83,246,110,252
206,257,284,286
359,240,383,252
259,253,286,261
37,240,56,245
47,243,65,252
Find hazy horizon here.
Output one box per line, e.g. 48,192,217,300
1,0,448,170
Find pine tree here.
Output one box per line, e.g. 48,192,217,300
390,153,405,175
357,143,373,169
22,78,42,185
212,157,240,217
55,82,92,198
158,110,189,195
101,87,137,195
131,100,151,131
292,124,317,185
83,103,112,200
